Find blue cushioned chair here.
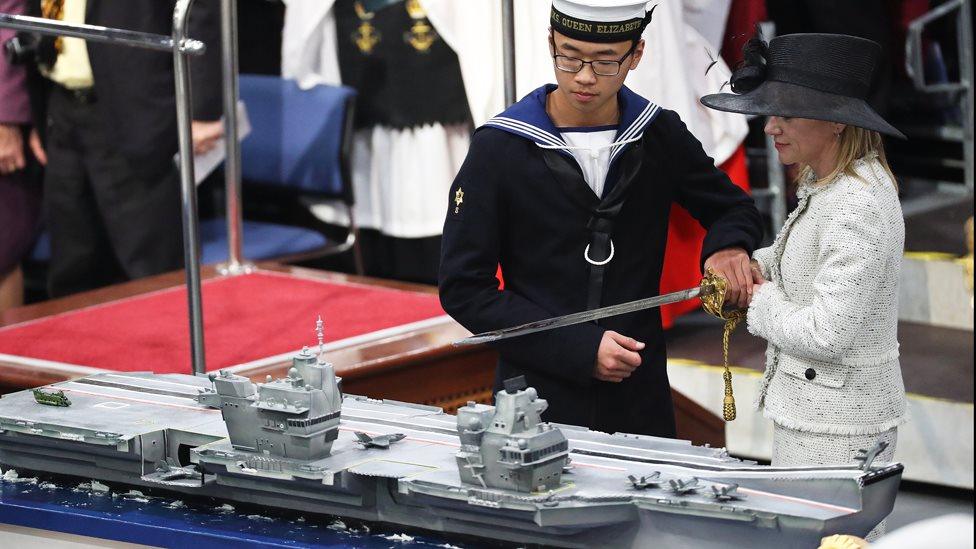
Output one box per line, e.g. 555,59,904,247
201,75,362,271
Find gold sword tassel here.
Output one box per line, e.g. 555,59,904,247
699,268,746,421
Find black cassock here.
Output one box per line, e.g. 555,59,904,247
439,85,763,437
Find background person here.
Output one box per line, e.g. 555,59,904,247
0,0,41,313
27,0,224,298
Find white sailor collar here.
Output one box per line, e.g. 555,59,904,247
483,84,661,164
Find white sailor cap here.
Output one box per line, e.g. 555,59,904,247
550,0,655,43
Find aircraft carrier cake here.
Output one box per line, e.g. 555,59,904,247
0,326,902,548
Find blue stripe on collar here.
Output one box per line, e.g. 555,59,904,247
609,102,661,164
482,84,661,161
483,85,566,149
608,85,661,163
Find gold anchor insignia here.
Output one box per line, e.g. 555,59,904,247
353,1,381,55
406,20,437,53
404,0,438,53
454,187,464,214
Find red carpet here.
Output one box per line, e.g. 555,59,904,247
0,271,445,373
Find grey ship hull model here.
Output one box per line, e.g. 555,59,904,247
0,346,902,548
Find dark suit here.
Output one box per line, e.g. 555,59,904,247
440,85,763,437
36,0,221,297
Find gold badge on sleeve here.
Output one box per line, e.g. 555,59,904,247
454,187,464,214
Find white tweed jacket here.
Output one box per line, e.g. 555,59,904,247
748,154,908,435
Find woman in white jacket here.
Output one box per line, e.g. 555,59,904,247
701,33,907,537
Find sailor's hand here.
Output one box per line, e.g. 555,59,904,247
594,331,644,383
704,247,753,309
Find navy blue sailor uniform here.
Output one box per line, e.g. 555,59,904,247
439,84,763,437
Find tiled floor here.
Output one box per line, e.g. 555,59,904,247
888,481,974,533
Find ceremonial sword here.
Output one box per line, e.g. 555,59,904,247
454,273,725,346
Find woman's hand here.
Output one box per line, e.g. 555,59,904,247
750,259,766,286
0,124,25,175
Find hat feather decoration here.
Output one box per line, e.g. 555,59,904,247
730,37,768,94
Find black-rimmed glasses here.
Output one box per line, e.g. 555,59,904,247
551,38,636,77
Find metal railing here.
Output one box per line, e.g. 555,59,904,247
1,2,210,375
218,0,249,276
501,0,516,107
905,0,974,192
0,13,205,54
749,21,788,238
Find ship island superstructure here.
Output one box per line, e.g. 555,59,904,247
196,347,342,460
456,376,569,492
0,325,904,548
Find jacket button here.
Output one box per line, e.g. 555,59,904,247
805,368,816,380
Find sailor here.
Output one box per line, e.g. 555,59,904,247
439,0,764,437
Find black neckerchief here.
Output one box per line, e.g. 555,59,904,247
541,135,645,311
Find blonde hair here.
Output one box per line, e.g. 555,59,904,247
798,126,897,189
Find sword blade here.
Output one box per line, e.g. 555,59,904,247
455,284,712,346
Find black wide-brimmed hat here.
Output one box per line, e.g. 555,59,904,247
701,33,905,138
